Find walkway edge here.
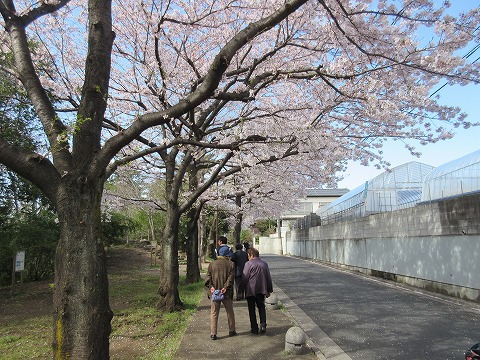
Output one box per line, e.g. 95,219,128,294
273,282,352,360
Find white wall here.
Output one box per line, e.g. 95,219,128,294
273,193,480,302
258,234,283,255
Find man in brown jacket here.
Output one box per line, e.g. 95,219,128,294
205,245,236,340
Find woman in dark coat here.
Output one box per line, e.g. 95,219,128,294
239,247,273,334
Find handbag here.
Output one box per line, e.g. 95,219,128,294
211,289,224,302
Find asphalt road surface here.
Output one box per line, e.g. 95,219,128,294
265,255,480,360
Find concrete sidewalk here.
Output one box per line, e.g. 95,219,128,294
175,285,318,360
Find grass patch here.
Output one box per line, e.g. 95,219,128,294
1,253,205,360
0,316,51,359
109,272,204,360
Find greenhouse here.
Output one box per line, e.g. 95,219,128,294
421,149,480,202
316,161,435,224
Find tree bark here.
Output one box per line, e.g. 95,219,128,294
198,210,207,271
53,179,112,359
157,203,183,311
185,205,201,284
232,194,243,245
208,211,218,258
185,163,202,283
157,148,184,311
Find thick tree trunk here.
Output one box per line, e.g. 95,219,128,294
232,194,243,245
157,205,183,311
185,206,200,284
198,211,207,270
185,162,201,283
53,180,112,359
208,213,217,258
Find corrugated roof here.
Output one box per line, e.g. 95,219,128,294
304,188,350,197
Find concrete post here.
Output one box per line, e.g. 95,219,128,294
265,293,279,310
285,326,307,355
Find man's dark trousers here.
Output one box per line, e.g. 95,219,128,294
246,294,266,332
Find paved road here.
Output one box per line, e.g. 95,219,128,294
265,255,480,360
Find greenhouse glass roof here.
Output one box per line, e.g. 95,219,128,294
316,161,434,223
367,161,435,190
313,150,480,223
317,182,366,211
421,148,480,201
423,149,480,181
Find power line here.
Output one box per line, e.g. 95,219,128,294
429,42,480,98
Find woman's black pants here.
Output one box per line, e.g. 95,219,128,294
246,294,266,331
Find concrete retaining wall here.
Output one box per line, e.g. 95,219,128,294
258,235,283,255
283,192,480,302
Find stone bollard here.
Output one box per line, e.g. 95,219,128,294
265,293,279,310
285,326,307,355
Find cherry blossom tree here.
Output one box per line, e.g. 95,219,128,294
0,0,479,358
203,149,341,243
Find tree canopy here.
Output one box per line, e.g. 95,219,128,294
1,0,479,357
3,0,479,196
